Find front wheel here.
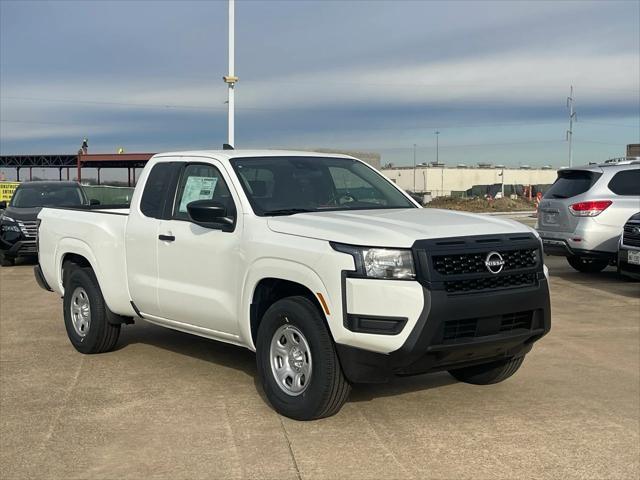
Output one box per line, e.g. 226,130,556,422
567,255,608,273
256,296,351,420
449,356,525,385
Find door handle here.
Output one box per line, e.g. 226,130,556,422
158,234,175,242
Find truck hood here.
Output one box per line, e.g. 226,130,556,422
267,208,533,247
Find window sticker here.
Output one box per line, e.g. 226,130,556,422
179,176,218,213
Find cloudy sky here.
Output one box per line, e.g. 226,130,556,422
1,0,639,170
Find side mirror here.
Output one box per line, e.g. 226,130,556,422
0,201,6,209
89,199,101,206
187,200,234,229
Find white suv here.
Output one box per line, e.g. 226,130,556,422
537,161,640,272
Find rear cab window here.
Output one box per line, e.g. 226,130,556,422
544,170,602,199
608,169,640,196
139,162,182,219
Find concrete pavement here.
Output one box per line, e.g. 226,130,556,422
1,256,638,479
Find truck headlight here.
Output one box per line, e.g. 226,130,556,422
331,243,416,280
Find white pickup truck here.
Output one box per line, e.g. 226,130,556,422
35,150,551,420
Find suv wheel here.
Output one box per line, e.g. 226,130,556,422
63,266,120,354
256,296,351,420
567,255,608,273
449,356,525,385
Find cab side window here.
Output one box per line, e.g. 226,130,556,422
173,164,236,222
140,162,180,219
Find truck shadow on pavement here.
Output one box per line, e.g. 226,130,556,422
117,321,459,407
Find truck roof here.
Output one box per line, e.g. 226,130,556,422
152,149,358,163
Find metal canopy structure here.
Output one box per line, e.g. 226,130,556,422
0,153,155,185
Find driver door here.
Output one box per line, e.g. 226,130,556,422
156,161,242,336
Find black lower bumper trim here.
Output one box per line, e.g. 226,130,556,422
33,264,53,292
345,314,407,335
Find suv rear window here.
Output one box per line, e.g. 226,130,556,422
608,169,640,196
544,170,602,199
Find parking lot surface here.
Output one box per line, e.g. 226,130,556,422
1,255,638,479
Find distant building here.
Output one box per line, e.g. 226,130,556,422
380,164,557,198
312,149,381,169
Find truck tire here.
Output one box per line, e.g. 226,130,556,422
448,356,524,385
256,296,351,420
567,255,608,273
63,266,120,354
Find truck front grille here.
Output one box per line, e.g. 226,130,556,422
433,248,538,275
623,221,640,248
414,233,543,295
442,311,534,342
444,272,537,294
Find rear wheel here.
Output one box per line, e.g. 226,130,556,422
567,255,608,273
256,296,351,420
63,266,120,354
449,356,525,385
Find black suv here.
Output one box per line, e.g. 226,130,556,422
0,181,90,266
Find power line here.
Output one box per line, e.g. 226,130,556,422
579,120,640,128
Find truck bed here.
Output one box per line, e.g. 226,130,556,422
37,205,135,316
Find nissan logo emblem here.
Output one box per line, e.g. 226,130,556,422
485,251,505,274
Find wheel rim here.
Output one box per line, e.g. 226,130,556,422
269,322,312,396
70,287,91,337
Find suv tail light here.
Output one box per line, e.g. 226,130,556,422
569,200,612,217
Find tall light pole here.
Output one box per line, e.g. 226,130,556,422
435,130,440,164
413,143,417,193
223,0,238,148
566,86,576,167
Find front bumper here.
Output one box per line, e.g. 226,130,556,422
618,246,640,280
0,238,37,259
336,280,550,383
335,233,551,383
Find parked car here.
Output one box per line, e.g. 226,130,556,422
0,181,91,266
537,161,640,272
35,150,551,420
618,212,640,280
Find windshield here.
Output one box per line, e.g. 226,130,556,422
10,184,87,208
231,156,415,215
544,170,602,199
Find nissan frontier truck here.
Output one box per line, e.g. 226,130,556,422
35,150,551,420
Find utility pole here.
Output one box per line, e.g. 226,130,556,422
435,130,440,164
413,143,417,193
566,86,576,167
223,0,238,148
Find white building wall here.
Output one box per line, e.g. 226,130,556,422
381,167,558,197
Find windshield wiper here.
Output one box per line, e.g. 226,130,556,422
263,208,314,216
